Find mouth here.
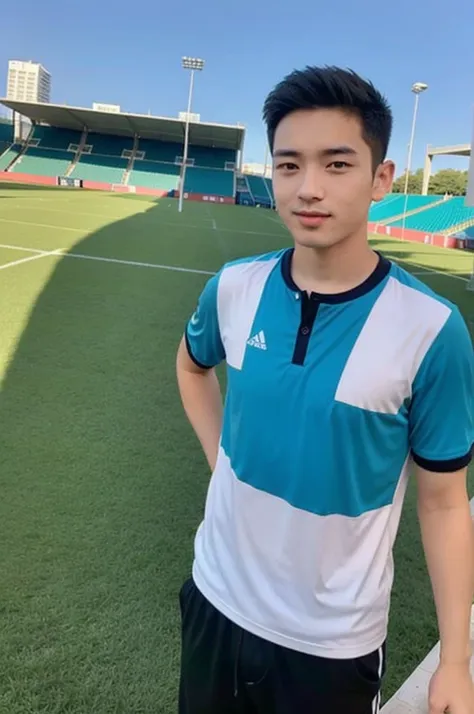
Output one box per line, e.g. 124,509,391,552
293,211,331,227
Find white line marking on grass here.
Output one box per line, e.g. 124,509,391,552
1,205,146,221
0,217,84,233
0,215,286,240
0,243,215,276
396,258,469,282
0,248,61,270
265,214,283,225
211,218,217,230
65,252,215,275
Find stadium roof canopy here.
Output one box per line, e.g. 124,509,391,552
0,99,245,151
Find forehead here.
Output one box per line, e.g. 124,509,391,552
273,108,368,154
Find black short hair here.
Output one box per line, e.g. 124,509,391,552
263,65,393,169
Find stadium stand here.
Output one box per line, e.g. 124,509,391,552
8,125,83,177
72,154,127,184
129,161,180,191
235,174,254,205
388,197,474,233
246,174,273,207
12,147,72,177
34,125,81,150
137,139,183,163
129,139,235,194
188,145,235,169
0,144,21,171
368,194,443,222
0,117,13,157
264,177,274,201
71,132,131,183
183,167,233,196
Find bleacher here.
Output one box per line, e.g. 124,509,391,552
264,177,274,201
0,113,237,198
34,125,81,150
12,147,72,177
0,118,13,157
10,125,82,177
72,132,130,183
388,197,474,233
128,138,234,195
247,174,273,207
129,161,180,191
0,144,21,171
368,194,442,222
72,154,126,184
184,167,233,196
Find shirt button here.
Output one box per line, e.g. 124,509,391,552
301,326,310,335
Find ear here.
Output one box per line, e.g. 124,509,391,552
372,160,395,202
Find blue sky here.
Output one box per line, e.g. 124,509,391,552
1,0,472,176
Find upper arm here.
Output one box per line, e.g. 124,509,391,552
409,306,473,474
415,463,469,511
180,272,225,371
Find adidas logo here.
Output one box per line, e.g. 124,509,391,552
247,330,267,350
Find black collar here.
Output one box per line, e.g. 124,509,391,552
281,248,391,304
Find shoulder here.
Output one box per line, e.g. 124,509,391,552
388,262,456,312
386,262,460,335
216,249,286,292
387,264,472,366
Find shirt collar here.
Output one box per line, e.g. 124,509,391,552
281,248,391,304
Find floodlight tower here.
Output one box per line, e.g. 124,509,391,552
178,56,204,213
401,82,428,238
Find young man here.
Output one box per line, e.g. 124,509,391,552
176,66,474,714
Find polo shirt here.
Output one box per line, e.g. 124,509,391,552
184,247,474,659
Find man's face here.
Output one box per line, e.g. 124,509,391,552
271,108,394,249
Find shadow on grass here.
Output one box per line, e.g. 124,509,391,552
0,197,213,714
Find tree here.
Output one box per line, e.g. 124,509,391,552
428,169,468,196
391,168,468,196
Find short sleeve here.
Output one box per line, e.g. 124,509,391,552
409,306,474,472
185,272,225,369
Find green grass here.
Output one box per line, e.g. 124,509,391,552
0,183,472,713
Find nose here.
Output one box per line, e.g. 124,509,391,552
297,167,325,203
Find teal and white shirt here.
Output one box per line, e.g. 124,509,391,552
185,248,473,659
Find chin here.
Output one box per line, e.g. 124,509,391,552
293,230,342,250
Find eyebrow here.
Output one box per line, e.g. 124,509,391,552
273,146,358,159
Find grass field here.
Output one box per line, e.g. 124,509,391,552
0,183,473,714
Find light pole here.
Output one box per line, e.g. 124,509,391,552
401,82,428,238
178,56,204,213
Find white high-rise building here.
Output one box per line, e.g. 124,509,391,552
6,60,51,103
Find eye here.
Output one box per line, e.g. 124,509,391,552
276,162,298,172
328,161,351,170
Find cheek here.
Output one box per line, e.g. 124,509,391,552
335,176,373,207
273,177,295,206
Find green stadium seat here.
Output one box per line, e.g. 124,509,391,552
0,145,20,172
72,154,127,183
183,167,233,196
246,174,273,206
12,147,73,177
388,197,474,233
368,194,443,222
129,161,180,191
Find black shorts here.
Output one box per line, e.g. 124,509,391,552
178,577,386,714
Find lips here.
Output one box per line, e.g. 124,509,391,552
294,211,330,227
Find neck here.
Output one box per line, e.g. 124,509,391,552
291,231,378,295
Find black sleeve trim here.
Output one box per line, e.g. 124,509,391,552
184,329,213,370
412,445,472,473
